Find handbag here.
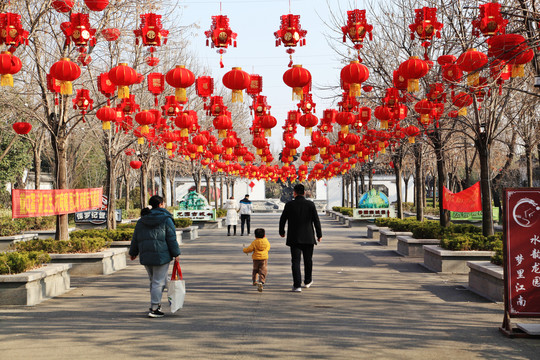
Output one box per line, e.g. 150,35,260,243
168,260,186,313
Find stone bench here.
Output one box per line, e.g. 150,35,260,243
0,263,72,306
49,248,128,276
180,226,199,241
366,225,386,241
346,218,373,228
379,230,413,248
423,245,495,274
397,235,440,257
193,219,223,229
467,261,504,302
0,233,38,251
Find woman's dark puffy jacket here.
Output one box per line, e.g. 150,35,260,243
129,208,180,265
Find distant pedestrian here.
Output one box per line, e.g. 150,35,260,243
243,228,271,292
225,196,238,236
129,195,180,318
279,184,322,292
239,194,253,236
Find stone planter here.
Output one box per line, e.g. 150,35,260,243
347,218,373,228
0,233,37,251
193,219,222,229
397,235,440,257
24,228,76,240
379,230,413,248
467,261,504,302
423,245,495,274
0,263,72,306
180,226,198,241
49,248,128,276
367,225,386,241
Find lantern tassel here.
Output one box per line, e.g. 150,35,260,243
141,125,149,135
166,143,173,150
138,137,145,145
408,136,415,144
511,64,524,78
102,121,111,130
341,125,349,134
458,107,467,116
118,85,129,99
349,83,361,97
407,79,419,92
60,81,73,95
220,55,224,69
181,128,189,137
265,129,271,137
231,90,243,103
292,87,303,101
467,72,479,87
175,88,187,103
1,74,13,87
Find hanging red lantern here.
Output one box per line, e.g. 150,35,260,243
192,134,209,153
442,63,463,84
165,65,195,103
341,9,373,56
12,122,32,135
472,1,508,37
437,54,456,66
335,111,355,134
298,113,318,136
409,7,443,60
259,114,277,137
97,72,116,106
84,0,109,11
174,111,194,137
196,76,214,101
283,65,311,100
72,89,93,121
147,72,165,106
205,15,237,68
414,99,433,125
392,70,408,91
246,74,263,98
213,114,233,138
96,106,116,130
402,125,420,143
134,13,169,67
398,56,430,92
488,34,533,78
129,160,142,170
222,136,238,155
374,105,393,129
162,96,183,118
340,61,369,97
456,48,488,86
274,14,307,67
222,67,250,103
452,92,473,116
60,13,97,66
52,1,75,13
49,58,81,95
0,13,29,53
101,28,121,42
108,63,138,99
0,51,21,87
285,137,301,156
135,110,156,137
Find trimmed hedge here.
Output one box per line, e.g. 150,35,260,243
174,218,193,228
116,223,136,230
373,218,486,240
491,241,503,266
69,228,134,242
0,216,56,237
0,251,51,275
216,208,227,218
14,238,110,253
440,232,503,251
331,207,353,217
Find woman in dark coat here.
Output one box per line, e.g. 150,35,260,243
130,195,180,318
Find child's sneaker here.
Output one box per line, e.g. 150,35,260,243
257,282,264,292
253,281,258,286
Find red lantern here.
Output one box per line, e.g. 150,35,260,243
274,14,307,67
146,72,165,107
108,63,138,99
175,111,194,137
213,114,233,138
204,15,237,68
134,13,169,67
52,1,74,13
246,74,263,98
298,113,318,136
196,76,214,100
341,9,373,54
283,65,311,100
488,34,533,78
222,136,238,155
101,28,120,42
165,65,195,103
0,13,29,53
472,1,508,37
72,89,93,120
0,51,21,87
341,61,369,97
442,64,463,84
222,67,250,103
259,114,277,136
452,92,473,116
335,111,355,134
414,99,433,125
96,106,116,130
374,106,393,129
129,160,142,170
456,48,488,86
192,134,208,153
49,58,81,95
84,0,109,11
409,7,443,60
402,125,420,143
162,96,183,118
60,13,97,65
398,56,430,92
135,110,156,138
437,54,456,66
285,137,301,156
12,122,32,135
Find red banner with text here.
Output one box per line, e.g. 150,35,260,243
442,182,482,213
12,188,103,218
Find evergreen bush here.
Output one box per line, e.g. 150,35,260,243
174,218,193,229
0,251,51,275
14,238,110,253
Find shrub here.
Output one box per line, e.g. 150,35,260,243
491,240,503,266
440,232,503,251
174,218,193,229
386,218,423,232
0,251,51,275
122,208,141,220
14,237,110,253
116,223,136,230
412,221,445,239
374,218,392,227
69,229,134,242
339,207,353,217
332,206,341,212
0,216,56,237
216,208,227,218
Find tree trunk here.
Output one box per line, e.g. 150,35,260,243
219,176,223,208
435,146,450,227
403,175,409,204
525,144,533,187
33,136,44,190
360,174,365,194
394,162,403,219
368,165,373,190
105,156,117,230
141,162,149,209
204,174,210,202
414,142,424,221
478,143,494,236
213,175,218,211
354,174,359,207
161,159,168,205
52,136,69,240
341,176,345,207
151,166,156,196
125,171,131,212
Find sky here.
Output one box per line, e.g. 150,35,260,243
171,0,360,149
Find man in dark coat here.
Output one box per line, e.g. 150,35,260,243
130,195,180,318
279,184,322,292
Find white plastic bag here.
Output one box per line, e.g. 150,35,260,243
168,260,185,313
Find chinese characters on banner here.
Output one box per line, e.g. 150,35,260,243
11,188,103,218
174,210,216,221
505,188,540,316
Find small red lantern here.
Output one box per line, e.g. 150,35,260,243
341,9,373,56
456,48,488,86
409,7,443,60
134,13,169,67
437,54,456,66
84,0,109,11
274,14,307,67
196,76,214,101
374,106,393,129
335,111,355,134
101,28,120,42
205,15,237,68
72,89,93,120
108,63,138,99
135,110,156,137
175,111,194,137
298,113,318,136
163,96,183,118
402,125,420,143
246,74,263,98
0,13,29,53
341,60,369,97
452,92,473,116
12,122,32,135
96,106,116,130
129,160,142,170
213,114,233,138
222,67,250,103
283,65,311,100
0,51,21,87
192,134,209,153
166,65,195,103
259,114,277,137
97,72,116,106
49,58,81,95
472,1,508,37
414,99,433,125
147,72,165,106
60,13,97,66
52,1,75,13
398,56,430,92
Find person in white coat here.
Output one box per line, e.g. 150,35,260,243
225,196,239,236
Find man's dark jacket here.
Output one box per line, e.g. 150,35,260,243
129,207,180,265
279,195,322,246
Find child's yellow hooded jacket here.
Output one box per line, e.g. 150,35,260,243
243,237,271,260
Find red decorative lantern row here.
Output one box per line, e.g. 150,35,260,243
84,0,109,12
166,65,195,103
397,56,430,92
341,9,373,59
0,13,29,53
246,74,263,98
52,1,75,13
49,58,81,95
274,14,307,67
205,15,237,68
12,122,32,135
222,67,250,103
409,7,443,60
472,1,508,37
488,34,534,78
108,63,138,99
283,64,311,100
60,13,97,66
456,48,488,86
72,89,93,120
341,60,369,97
196,76,214,101
134,13,169,67
0,51,21,87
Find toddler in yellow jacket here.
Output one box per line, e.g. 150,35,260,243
243,228,270,292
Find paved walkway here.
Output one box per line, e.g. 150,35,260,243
1,214,539,359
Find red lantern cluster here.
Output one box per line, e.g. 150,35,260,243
60,13,97,66
472,1,508,37
0,13,29,53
